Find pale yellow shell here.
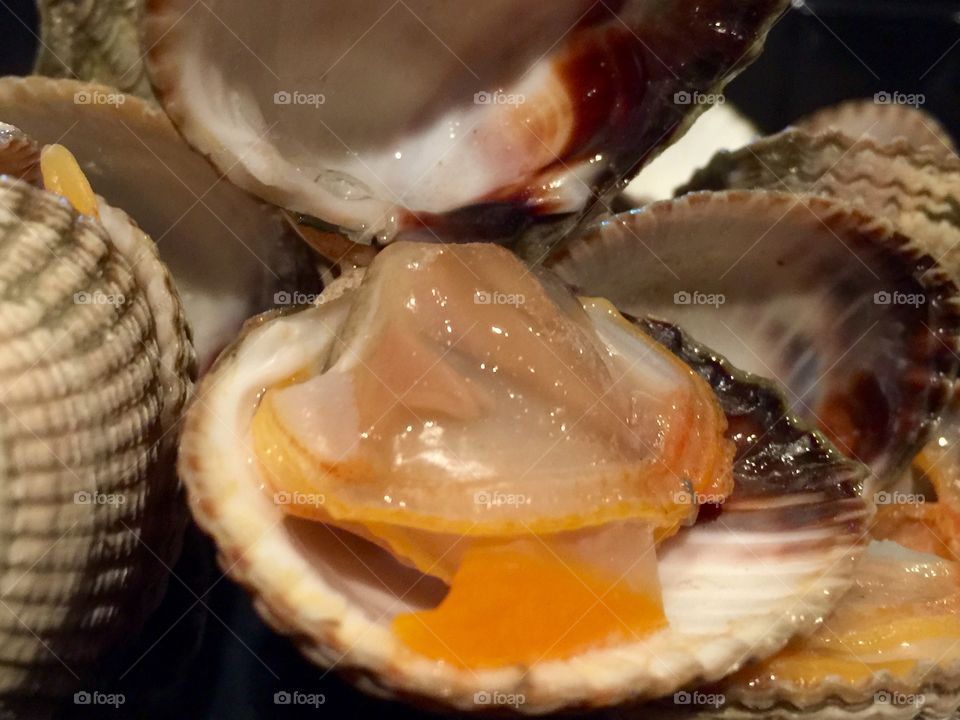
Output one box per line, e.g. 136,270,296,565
0,175,193,716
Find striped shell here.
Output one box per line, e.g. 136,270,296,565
548,190,960,488
794,99,956,158
682,542,960,720
0,176,193,717
35,0,152,99
677,129,960,287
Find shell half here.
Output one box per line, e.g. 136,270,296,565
143,0,788,245
793,99,956,159
0,175,193,716
178,241,869,713
677,128,960,284
0,76,320,371
548,190,960,487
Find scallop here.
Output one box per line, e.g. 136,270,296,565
707,540,960,720
143,0,789,246
677,129,960,281
793,98,956,159
548,190,960,487
179,239,870,713
0,76,320,371
0,172,193,717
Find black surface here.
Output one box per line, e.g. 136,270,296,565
1,1,959,719
726,0,960,137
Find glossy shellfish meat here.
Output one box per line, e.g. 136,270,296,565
179,240,870,713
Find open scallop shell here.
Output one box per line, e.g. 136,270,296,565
0,76,319,371
692,540,960,720
547,190,960,487
178,251,869,714
143,0,787,246
0,175,193,716
794,99,956,159
678,129,960,284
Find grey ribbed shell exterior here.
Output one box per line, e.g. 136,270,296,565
0,176,193,717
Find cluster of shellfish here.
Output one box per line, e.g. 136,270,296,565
0,0,958,718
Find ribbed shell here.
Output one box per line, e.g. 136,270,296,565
548,190,960,488
35,0,152,99
0,176,193,716
677,129,960,282
794,99,956,158
177,264,869,714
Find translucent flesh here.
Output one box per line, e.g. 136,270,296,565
251,241,733,665
252,242,732,536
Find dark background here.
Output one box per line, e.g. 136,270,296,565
1,1,958,718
